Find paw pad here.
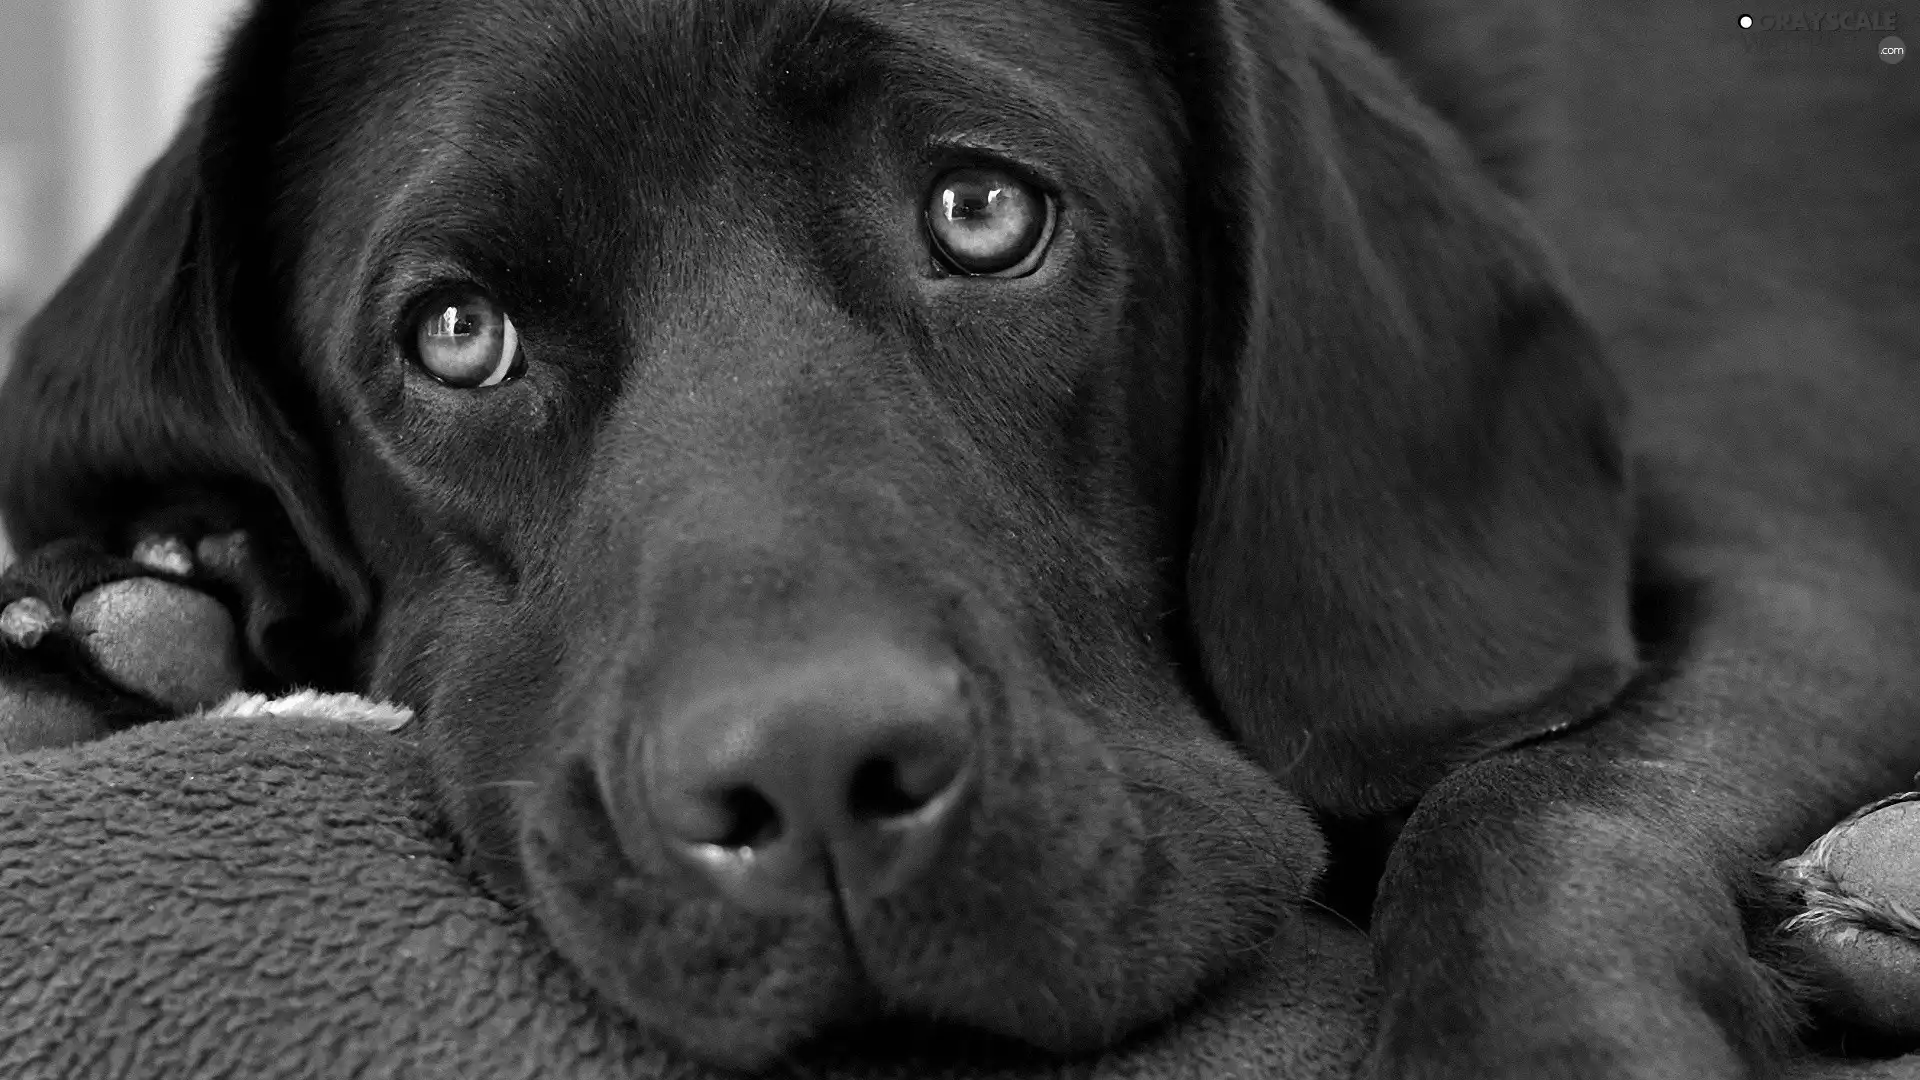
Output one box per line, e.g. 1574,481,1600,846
1778,790,1920,1040
68,579,245,712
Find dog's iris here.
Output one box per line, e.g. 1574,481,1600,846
925,167,1055,277
412,292,524,388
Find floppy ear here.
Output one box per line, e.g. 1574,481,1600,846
1177,0,1637,816
1326,0,1566,204
0,5,367,687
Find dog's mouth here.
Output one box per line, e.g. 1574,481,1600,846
516,681,1319,1073
402,501,1331,1071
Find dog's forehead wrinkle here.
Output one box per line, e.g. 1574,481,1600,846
321,0,1165,186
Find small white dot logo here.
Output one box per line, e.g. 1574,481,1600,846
1882,36,1907,63
1740,14,1754,28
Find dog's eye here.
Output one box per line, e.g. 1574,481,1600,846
925,168,1055,278
411,293,524,389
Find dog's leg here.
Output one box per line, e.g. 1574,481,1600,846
1365,532,1920,1078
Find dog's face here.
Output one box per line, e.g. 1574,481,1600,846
281,1,1317,1060
279,2,1323,1061
0,0,1637,1069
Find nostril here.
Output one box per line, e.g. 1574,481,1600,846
636,640,981,905
711,786,784,850
674,733,968,850
648,777,786,851
848,742,966,822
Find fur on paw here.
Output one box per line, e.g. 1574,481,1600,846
1777,788,1920,1041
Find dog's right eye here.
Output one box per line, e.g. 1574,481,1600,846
925,167,1056,278
409,292,524,389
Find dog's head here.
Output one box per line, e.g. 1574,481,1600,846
0,0,1633,1068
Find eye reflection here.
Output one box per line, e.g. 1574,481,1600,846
411,291,524,389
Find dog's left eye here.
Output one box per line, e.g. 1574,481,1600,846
925,167,1056,278
411,292,524,389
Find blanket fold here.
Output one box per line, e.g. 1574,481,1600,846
1,713,1914,1079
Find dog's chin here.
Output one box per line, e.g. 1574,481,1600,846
516,703,1322,1073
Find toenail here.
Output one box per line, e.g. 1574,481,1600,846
194,531,254,574
1,598,61,648
133,535,196,576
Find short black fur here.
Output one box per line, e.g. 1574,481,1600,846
4,1,1918,1077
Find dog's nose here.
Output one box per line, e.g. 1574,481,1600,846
637,640,977,910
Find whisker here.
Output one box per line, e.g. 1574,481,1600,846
800,0,834,45
464,779,539,794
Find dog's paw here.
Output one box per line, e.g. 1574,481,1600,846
1,535,247,753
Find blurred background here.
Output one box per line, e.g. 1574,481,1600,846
0,0,244,366
0,0,244,561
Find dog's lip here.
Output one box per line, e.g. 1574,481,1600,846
523,777,1282,1074
519,680,1306,1070
521,814,866,1060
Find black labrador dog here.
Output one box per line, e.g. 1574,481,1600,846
4,0,1918,1076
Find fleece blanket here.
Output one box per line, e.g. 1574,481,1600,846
0,702,1916,1080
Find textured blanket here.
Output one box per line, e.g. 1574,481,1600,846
0,700,1915,1080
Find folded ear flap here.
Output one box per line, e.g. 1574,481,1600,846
1178,0,1637,816
0,8,367,687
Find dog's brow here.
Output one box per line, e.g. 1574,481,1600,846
787,9,1093,170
